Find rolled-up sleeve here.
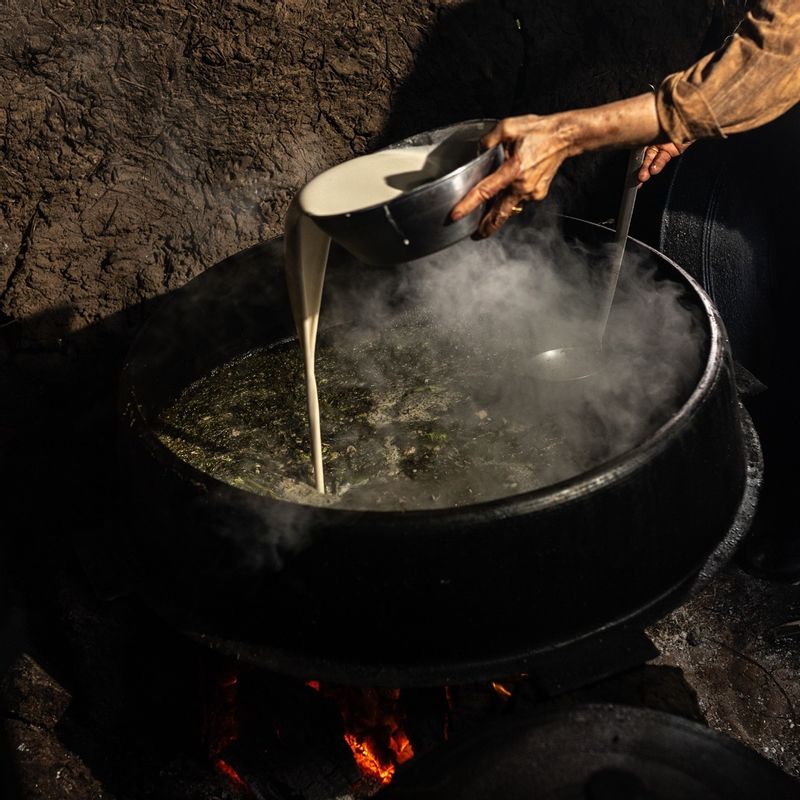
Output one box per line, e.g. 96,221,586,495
656,0,800,144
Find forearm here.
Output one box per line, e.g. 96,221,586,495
656,0,800,144
558,92,666,156
556,0,800,153
455,0,800,236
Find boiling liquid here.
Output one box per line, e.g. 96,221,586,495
283,145,444,492
156,303,699,511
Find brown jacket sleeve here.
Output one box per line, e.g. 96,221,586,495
656,0,800,144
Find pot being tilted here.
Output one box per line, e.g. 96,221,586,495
118,216,756,686
307,119,503,266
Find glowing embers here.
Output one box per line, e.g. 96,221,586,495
344,733,399,785
204,667,521,798
205,667,419,796
491,680,514,699
309,683,415,787
205,668,254,797
214,759,253,797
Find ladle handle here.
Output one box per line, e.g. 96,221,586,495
599,147,647,341
614,147,646,247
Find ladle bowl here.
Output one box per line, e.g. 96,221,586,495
528,345,605,382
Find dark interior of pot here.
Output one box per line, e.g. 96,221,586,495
118,215,746,683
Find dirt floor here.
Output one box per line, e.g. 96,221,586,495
650,567,800,778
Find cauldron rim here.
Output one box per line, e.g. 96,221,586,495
120,217,724,524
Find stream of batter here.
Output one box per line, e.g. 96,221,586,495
283,144,448,493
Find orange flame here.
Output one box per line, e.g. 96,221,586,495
344,732,397,784
390,728,414,764
307,682,414,787
214,758,253,797
491,681,513,699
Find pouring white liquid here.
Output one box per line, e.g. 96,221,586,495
284,145,443,492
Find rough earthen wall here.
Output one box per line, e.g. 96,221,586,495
1,0,728,353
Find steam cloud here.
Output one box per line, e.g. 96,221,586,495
315,210,706,505
153,210,709,573
157,209,708,535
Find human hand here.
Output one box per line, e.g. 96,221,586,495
638,142,691,184
450,113,579,238
451,94,666,237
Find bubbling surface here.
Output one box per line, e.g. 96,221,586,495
156,305,700,512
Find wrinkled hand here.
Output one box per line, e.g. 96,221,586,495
450,114,578,238
637,141,691,184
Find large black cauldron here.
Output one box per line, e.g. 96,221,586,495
119,217,750,686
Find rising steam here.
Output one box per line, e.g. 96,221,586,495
305,210,707,504
158,211,707,514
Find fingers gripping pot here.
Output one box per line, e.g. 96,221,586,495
305,120,504,266
118,218,756,687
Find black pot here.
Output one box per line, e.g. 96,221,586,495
118,217,749,686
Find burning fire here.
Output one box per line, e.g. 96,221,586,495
491,680,514,699
308,682,414,786
214,759,252,796
207,668,416,794
344,732,398,784
205,668,525,796
205,668,257,797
